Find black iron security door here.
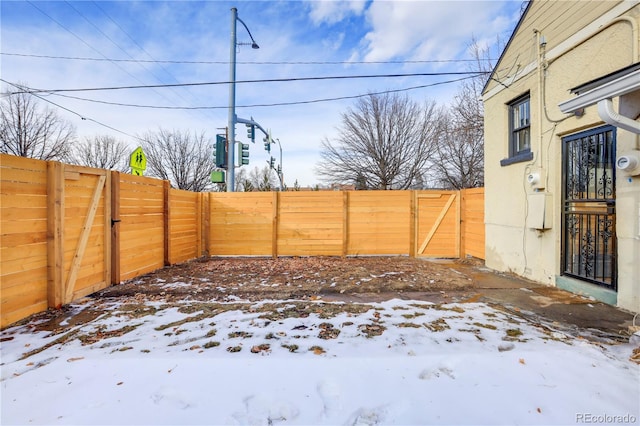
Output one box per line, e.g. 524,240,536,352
562,126,617,290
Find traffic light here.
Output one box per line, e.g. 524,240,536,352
263,137,271,153
215,134,227,168
238,143,250,165
268,156,275,169
246,124,255,143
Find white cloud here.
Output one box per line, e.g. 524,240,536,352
359,1,517,62
308,0,367,25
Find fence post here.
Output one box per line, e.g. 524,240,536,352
272,192,279,258
47,161,64,309
409,191,417,257
196,192,202,257
455,190,461,258
110,172,121,284
342,191,349,257
163,180,171,266
459,189,466,259
202,192,210,256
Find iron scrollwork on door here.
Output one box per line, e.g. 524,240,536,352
562,126,616,290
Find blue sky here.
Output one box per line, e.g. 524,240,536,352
1,0,523,186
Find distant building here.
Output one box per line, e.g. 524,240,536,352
330,183,356,191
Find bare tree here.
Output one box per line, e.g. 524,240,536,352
140,129,214,192
235,165,278,191
432,106,484,189
430,39,494,189
234,168,254,192
0,91,75,160
316,92,438,189
65,135,130,172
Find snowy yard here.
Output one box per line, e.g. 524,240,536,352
1,287,638,425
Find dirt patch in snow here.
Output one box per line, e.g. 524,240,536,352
98,256,476,302
8,257,479,336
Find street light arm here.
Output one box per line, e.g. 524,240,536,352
236,16,259,49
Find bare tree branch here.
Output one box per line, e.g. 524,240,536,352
235,165,278,191
65,135,130,171
316,92,437,190
430,39,493,189
139,129,214,192
1,90,75,160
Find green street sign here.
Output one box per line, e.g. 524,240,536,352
211,170,225,183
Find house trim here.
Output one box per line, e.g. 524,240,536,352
483,0,640,101
500,150,533,166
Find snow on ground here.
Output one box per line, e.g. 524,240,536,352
1,296,638,425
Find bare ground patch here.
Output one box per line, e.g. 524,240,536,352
98,256,476,302
6,257,477,338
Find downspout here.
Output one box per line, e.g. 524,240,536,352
598,98,640,134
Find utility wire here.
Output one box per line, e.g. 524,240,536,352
1,79,144,142
1,51,494,65
90,1,217,124
27,0,208,124
26,1,152,92
10,71,487,94
44,75,477,110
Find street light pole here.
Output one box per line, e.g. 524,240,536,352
226,7,259,192
226,7,238,192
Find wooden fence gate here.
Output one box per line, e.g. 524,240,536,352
48,163,111,307
415,191,460,258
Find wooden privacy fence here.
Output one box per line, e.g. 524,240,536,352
1,154,484,327
207,189,484,259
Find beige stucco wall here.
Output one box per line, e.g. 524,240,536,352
483,1,640,312
616,91,640,312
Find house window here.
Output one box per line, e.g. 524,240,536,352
501,93,533,166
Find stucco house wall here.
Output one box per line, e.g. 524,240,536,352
483,0,640,312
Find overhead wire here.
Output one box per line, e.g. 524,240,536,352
8,71,488,94
89,1,219,123
26,1,155,94
1,51,495,66
1,72,478,146
42,75,478,110
27,1,214,126
4,5,492,141
1,79,144,142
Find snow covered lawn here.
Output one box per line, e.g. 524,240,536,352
1,296,638,425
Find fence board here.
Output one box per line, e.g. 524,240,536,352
209,192,274,256
461,188,485,259
167,188,201,264
117,174,164,282
0,155,49,327
347,191,410,255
